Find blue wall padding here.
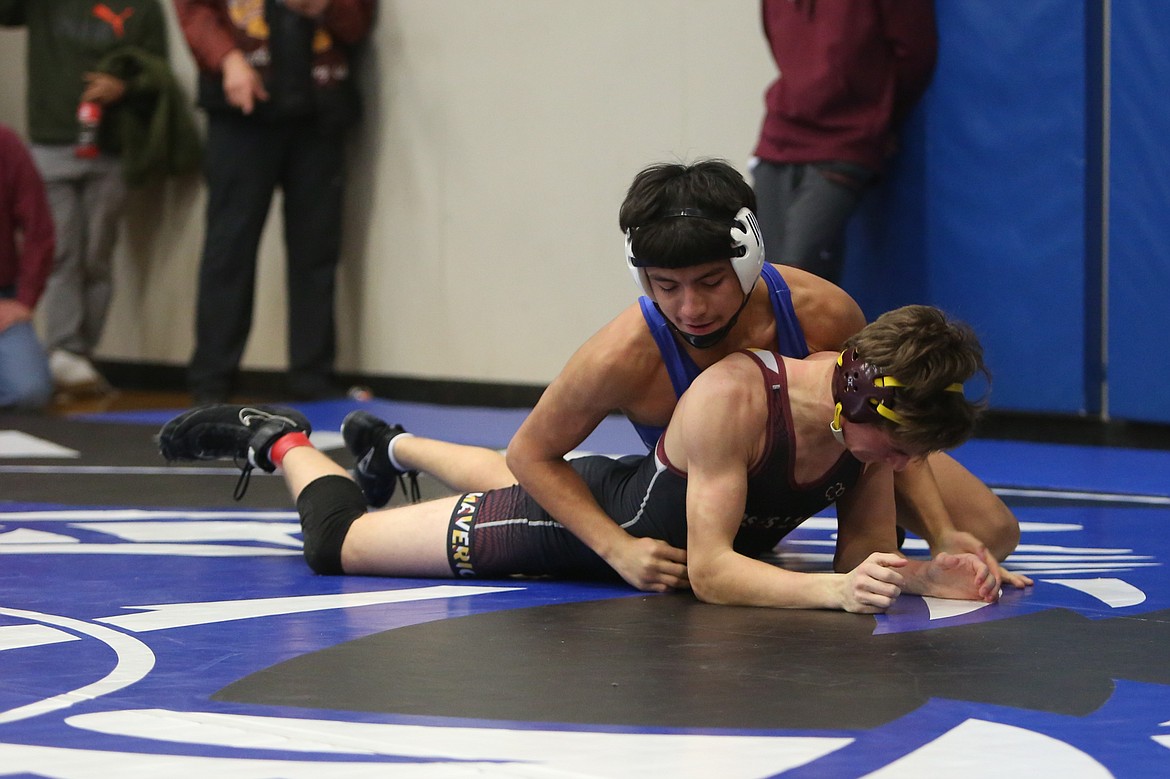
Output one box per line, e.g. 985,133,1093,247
1105,3,1170,424
842,1,1090,414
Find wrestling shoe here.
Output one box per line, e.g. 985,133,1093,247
341,410,420,507
157,405,312,499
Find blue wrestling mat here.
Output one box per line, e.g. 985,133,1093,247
1,398,1168,777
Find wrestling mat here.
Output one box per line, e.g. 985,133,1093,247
1,398,1169,777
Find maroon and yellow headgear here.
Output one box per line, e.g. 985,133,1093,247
830,348,963,433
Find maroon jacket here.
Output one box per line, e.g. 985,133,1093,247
0,125,54,309
753,0,937,173
173,0,374,120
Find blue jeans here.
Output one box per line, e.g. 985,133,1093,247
0,320,53,410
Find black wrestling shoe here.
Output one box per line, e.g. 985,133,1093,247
158,405,312,499
341,410,420,507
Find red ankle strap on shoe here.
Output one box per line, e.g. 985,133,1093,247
270,432,313,469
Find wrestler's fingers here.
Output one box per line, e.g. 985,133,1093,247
1000,567,1033,588
652,559,689,589
866,553,908,587
871,551,908,569
865,578,902,601
854,588,898,613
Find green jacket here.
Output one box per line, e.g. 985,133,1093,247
96,46,202,185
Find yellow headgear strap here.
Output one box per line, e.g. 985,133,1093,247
870,376,965,425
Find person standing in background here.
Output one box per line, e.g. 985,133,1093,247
173,0,375,403
0,124,55,411
750,0,937,285
0,0,172,394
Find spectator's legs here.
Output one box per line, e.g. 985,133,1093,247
752,160,862,284
77,154,128,354
188,114,283,401
281,119,345,399
33,146,85,356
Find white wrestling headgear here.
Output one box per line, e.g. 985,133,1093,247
625,206,765,297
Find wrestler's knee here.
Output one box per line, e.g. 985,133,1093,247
983,500,1021,561
950,494,1019,561
297,474,368,575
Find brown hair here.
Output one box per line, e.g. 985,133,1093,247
845,305,989,452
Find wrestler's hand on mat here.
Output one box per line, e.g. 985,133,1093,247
912,552,1001,603
839,553,906,613
610,536,689,592
993,562,1033,590
934,529,1033,590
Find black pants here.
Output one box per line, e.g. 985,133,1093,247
751,160,871,285
189,112,345,397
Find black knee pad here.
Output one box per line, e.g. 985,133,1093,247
297,475,368,575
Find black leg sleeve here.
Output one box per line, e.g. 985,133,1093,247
296,475,368,575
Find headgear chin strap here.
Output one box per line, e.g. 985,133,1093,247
830,349,964,439
671,296,750,349
625,206,765,348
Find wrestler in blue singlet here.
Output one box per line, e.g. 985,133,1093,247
632,263,810,448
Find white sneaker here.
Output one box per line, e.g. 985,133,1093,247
49,349,106,390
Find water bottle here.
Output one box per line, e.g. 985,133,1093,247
75,101,102,159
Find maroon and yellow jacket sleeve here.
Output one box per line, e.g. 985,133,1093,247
173,0,375,73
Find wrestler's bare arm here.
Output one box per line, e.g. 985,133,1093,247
674,361,906,612
836,465,1000,603
895,455,1032,588
506,306,688,591
832,464,902,571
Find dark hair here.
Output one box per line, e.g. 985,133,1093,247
619,159,757,269
845,305,990,452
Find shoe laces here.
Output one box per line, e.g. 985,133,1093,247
400,471,421,503
232,459,253,501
